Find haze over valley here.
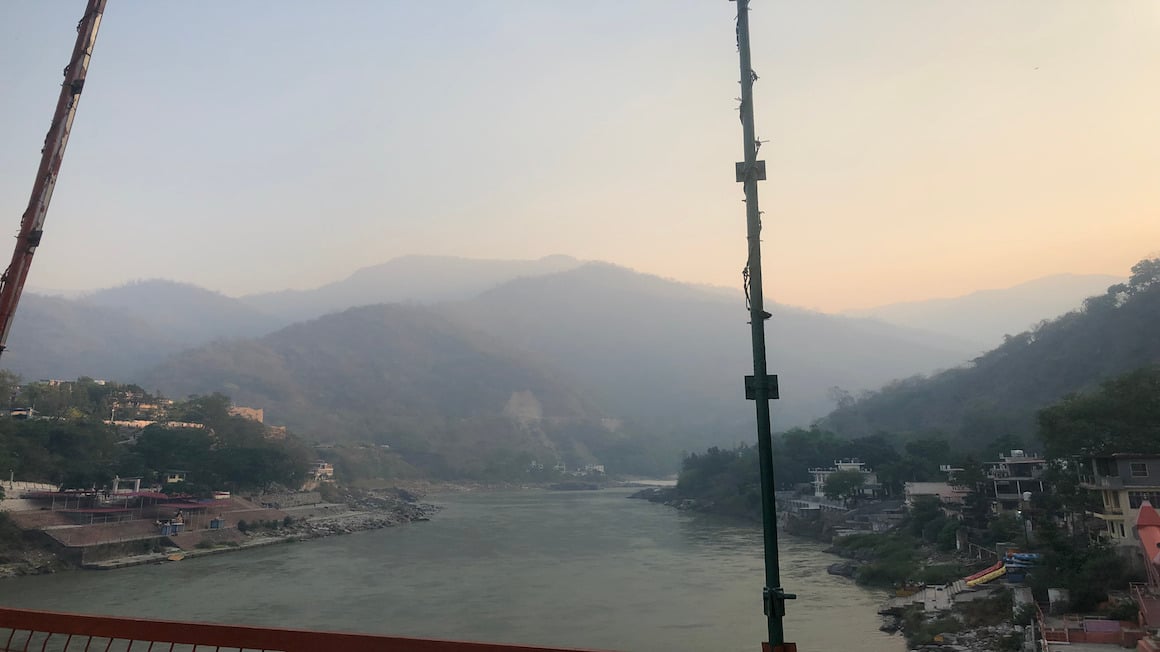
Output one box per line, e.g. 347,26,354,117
0,254,1139,477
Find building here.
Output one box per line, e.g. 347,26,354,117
309,461,335,481
1080,453,1160,545
985,450,1047,513
903,481,970,507
808,459,882,499
228,406,264,423
164,471,187,484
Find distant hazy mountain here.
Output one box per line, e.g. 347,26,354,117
2,293,178,382
82,280,281,342
4,258,978,462
142,304,657,475
822,261,1160,446
242,254,582,322
441,263,977,446
1,281,281,383
846,273,1123,349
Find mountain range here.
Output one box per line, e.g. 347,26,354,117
822,260,1159,448
0,254,1127,475
846,273,1123,350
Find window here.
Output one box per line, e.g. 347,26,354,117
1128,491,1160,509
1131,462,1149,477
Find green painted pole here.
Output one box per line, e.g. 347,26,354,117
732,1,795,649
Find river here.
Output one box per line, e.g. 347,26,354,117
0,488,902,652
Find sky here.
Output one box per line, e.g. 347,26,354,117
0,1,1157,313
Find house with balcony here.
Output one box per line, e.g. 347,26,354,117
903,481,970,507
808,459,883,499
985,449,1047,513
1079,453,1160,545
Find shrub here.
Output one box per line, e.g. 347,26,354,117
236,520,249,533
918,563,968,586
904,615,963,647
1103,599,1139,622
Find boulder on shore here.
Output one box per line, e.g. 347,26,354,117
826,560,859,578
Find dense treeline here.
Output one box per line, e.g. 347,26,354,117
821,258,1160,447
678,360,1160,511
144,304,676,478
0,382,309,493
678,428,987,506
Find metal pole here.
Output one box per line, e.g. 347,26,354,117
0,0,108,359
732,2,795,649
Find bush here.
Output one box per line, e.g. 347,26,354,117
1102,599,1139,622
902,610,963,647
995,632,1023,652
918,563,968,586
236,520,249,533
1013,604,1036,626
283,515,294,527
858,558,919,588
194,540,214,549
936,520,959,551
960,590,1014,627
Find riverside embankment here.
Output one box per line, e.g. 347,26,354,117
0,488,902,652
0,487,439,578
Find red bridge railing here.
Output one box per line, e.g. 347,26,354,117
0,608,611,652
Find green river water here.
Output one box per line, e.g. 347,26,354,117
0,488,903,652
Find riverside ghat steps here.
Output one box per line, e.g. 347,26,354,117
3,488,441,573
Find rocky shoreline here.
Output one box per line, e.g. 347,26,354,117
625,486,758,521
0,487,440,578
627,487,1028,652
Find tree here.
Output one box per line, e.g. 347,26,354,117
1038,366,1160,458
823,469,866,502
1128,257,1160,292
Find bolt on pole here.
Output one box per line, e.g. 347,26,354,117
732,1,796,650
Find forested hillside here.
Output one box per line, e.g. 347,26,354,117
445,263,974,440
143,304,669,477
822,258,1160,448
2,294,179,380
846,273,1122,349
241,254,583,322
2,282,281,381
83,280,281,342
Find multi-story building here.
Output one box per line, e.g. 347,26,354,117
1080,453,1160,545
808,459,882,499
309,461,335,481
986,450,1047,513
903,481,970,507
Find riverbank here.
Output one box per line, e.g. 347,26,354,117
0,486,440,579
625,485,759,522
626,486,1030,651
0,485,902,652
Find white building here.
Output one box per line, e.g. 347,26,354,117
808,459,882,499
904,481,970,507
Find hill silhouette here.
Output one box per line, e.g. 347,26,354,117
822,259,1160,447
443,263,976,442
1,281,281,383
241,254,583,322
846,273,1123,349
83,279,281,342
141,304,659,476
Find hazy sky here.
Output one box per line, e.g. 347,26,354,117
1,1,1157,312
